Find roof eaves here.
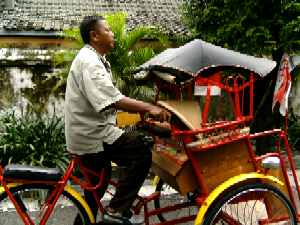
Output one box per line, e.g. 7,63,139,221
0,30,59,38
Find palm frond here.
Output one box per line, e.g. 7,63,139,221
105,12,126,43
126,27,154,49
129,47,155,67
126,27,170,50
132,85,155,101
61,28,83,47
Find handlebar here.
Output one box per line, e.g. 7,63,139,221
139,119,172,138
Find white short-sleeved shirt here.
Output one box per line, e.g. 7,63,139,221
65,45,124,155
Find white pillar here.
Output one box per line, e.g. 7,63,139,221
6,0,15,9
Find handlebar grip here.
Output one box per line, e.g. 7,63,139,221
143,122,171,138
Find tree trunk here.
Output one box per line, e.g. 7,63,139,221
250,49,283,155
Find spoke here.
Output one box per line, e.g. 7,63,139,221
206,184,296,225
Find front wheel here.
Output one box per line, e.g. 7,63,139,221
202,182,297,225
0,183,92,225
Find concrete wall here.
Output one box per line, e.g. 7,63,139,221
0,36,77,48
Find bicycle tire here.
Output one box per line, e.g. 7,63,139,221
202,182,297,225
0,183,91,225
154,179,198,224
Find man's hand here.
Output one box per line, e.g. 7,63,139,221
148,105,171,122
115,97,171,122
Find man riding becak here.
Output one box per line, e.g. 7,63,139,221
64,15,170,224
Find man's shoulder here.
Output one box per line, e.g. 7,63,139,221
75,46,104,67
77,46,97,60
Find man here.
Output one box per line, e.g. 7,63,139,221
65,15,169,224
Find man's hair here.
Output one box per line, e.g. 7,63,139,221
80,15,105,44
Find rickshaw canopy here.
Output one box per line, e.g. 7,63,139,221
135,39,276,83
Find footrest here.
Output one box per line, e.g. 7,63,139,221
3,164,62,181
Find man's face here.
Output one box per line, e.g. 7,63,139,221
90,19,115,52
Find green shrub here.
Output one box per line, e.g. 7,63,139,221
0,111,69,171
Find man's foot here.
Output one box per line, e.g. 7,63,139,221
103,209,132,225
94,222,125,225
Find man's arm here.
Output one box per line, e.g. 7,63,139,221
115,96,170,122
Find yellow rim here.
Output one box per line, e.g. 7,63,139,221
152,175,160,186
0,184,95,224
64,185,95,224
0,183,18,193
194,172,283,225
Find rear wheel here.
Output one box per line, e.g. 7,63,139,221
154,179,198,224
202,183,297,225
0,184,91,225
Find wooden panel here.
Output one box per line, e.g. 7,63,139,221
151,163,180,192
152,150,182,177
195,140,255,192
157,100,202,129
267,167,290,196
152,140,256,195
263,167,293,219
152,150,197,195
176,163,198,194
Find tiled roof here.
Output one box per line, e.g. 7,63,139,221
0,0,189,36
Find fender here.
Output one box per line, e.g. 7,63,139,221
194,172,284,225
0,183,18,194
64,185,95,224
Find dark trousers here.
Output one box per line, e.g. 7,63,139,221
79,130,152,218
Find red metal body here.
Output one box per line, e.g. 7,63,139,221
147,70,300,224
0,70,299,225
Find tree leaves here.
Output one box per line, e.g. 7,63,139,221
182,0,300,57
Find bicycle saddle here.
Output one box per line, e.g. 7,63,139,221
3,164,62,181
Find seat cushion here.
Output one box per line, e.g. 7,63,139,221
3,164,62,181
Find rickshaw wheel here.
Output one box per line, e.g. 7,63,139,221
154,179,198,223
202,182,297,225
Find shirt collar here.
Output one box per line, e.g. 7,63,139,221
85,44,111,72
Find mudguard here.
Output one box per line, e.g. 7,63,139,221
64,185,95,224
194,172,284,225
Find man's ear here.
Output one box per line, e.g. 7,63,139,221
89,30,98,42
